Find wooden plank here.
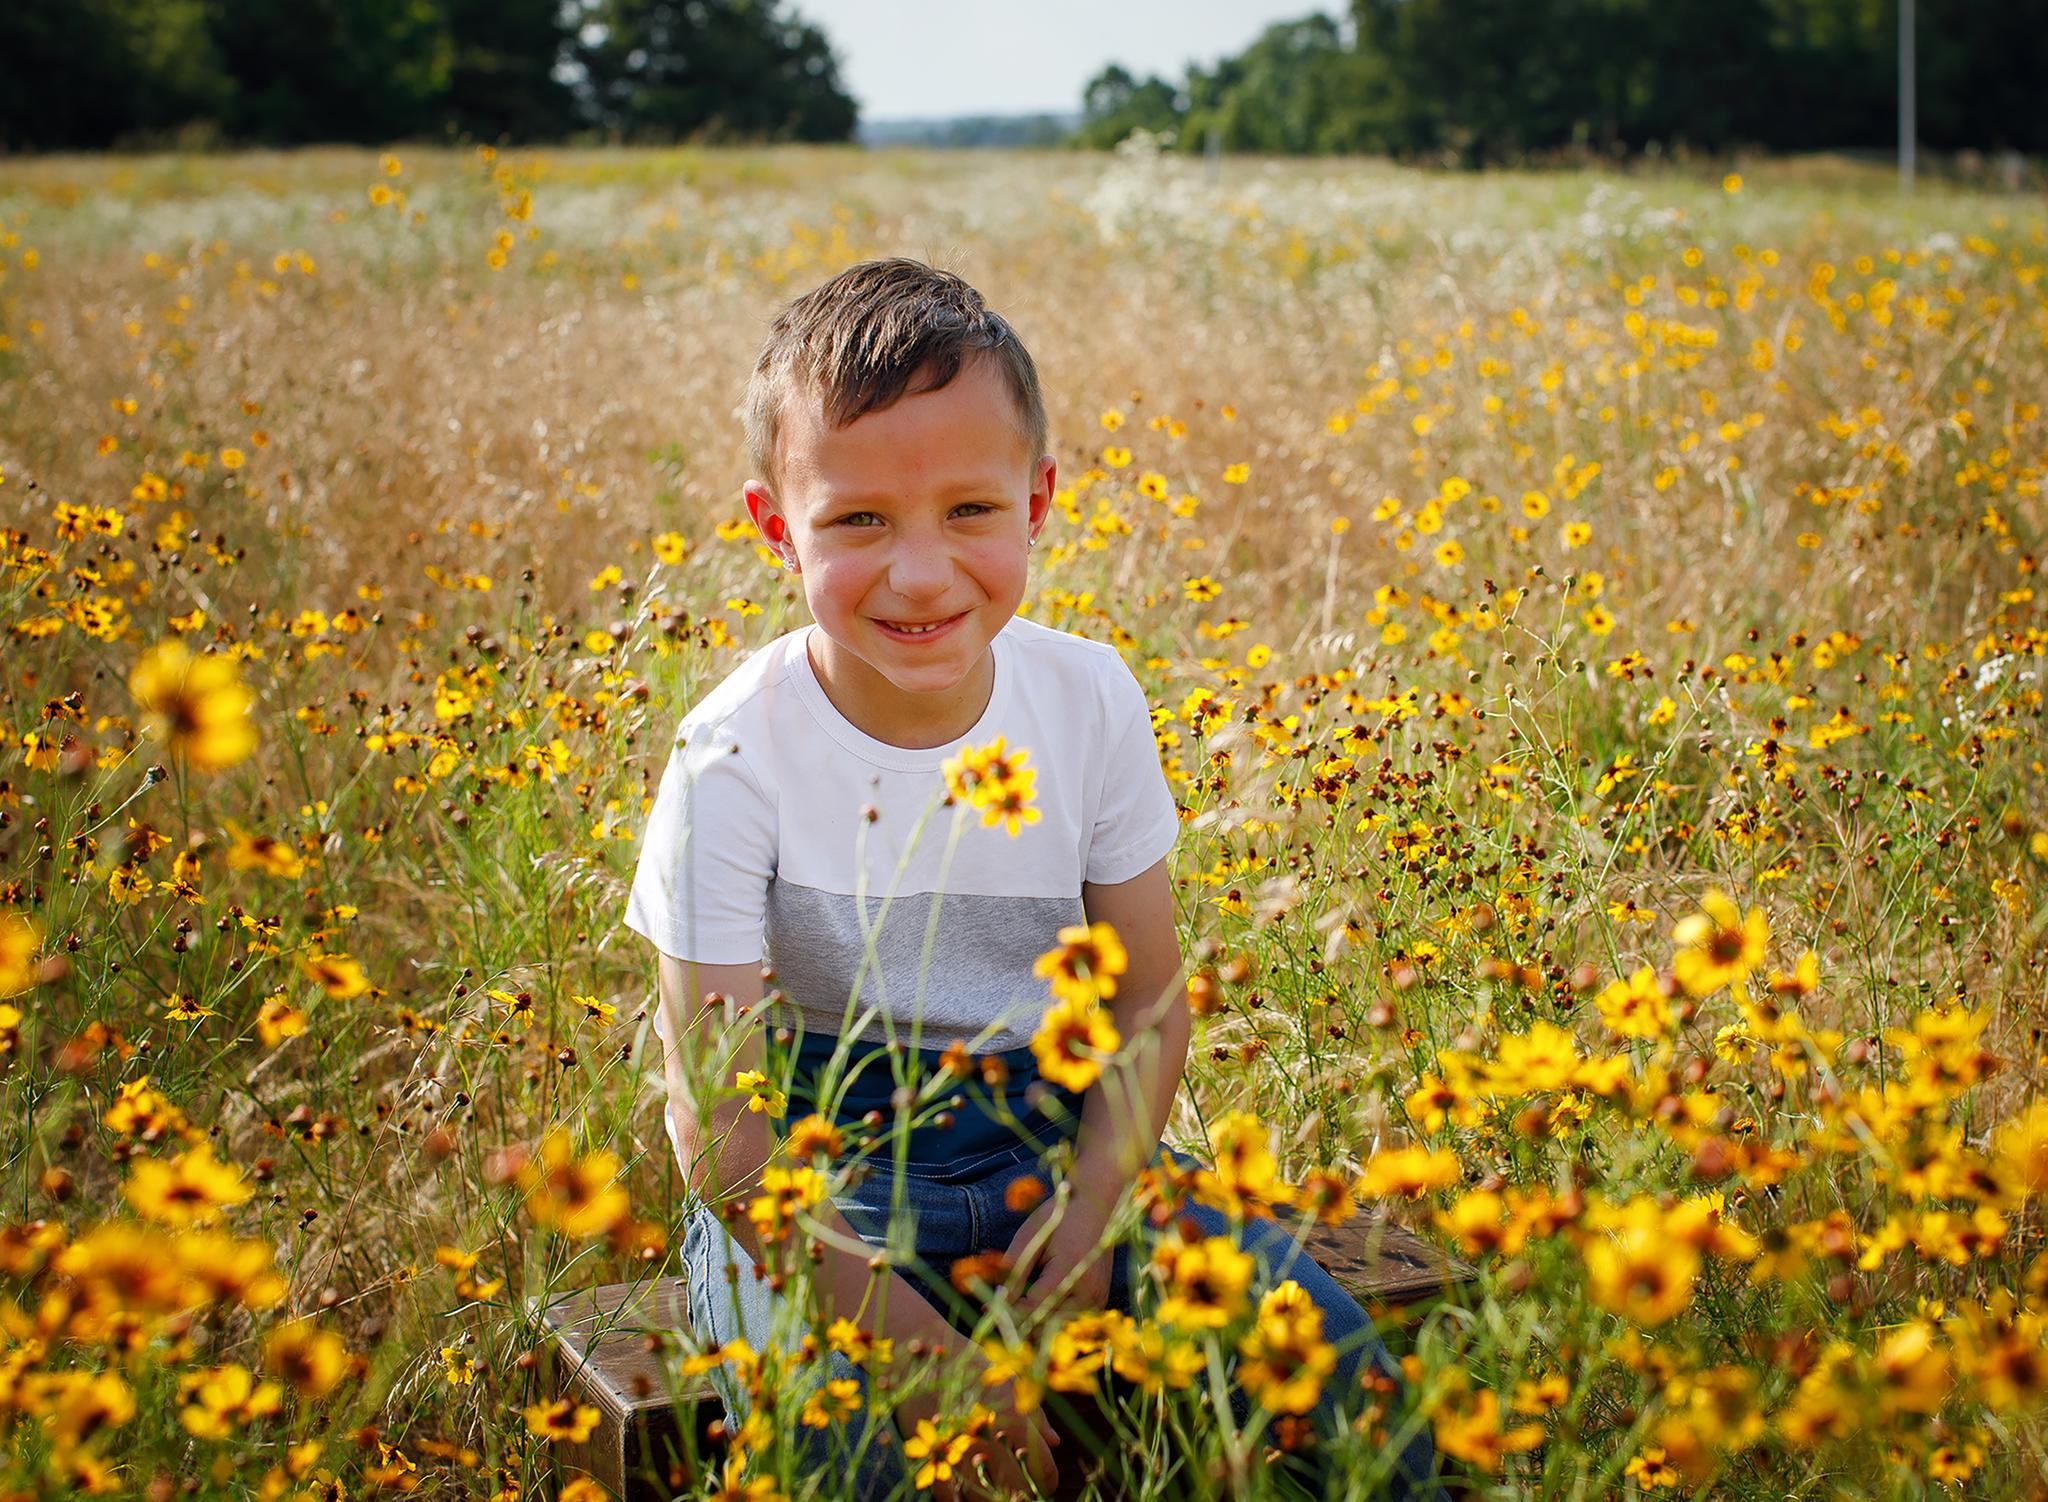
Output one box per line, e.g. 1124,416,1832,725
1301,1214,1475,1306
529,1206,1473,1498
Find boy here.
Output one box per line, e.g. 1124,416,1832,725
626,259,1442,1501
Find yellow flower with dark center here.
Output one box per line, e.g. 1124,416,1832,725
225,820,306,880
783,1113,844,1161
800,1376,864,1428
1236,1280,1335,1414
264,1318,353,1398
1194,1110,1293,1216
127,639,257,771
43,1369,137,1454
1624,1448,1680,1489
523,1396,601,1443
744,1163,826,1245
1584,1223,1699,1326
1431,1387,1544,1472
1033,920,1127,1006
1107,1319,1205,1394
1355,1145,1461,1201
124,1141,253,1226
734,1068,787,1118
1672,890,1768,997
1594,966,1674,1040
298,951,369,1000
517,1126,629,1240
1151,1231,1254,1331
1030,990,1120,1092
901,1405,993,1490
177,1362,283,1439
941,735,1041,836
163,991,215,1021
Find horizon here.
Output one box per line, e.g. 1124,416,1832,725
790,0,1336,122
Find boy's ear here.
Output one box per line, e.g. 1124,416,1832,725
743,480,784,544
1029,453,1057,536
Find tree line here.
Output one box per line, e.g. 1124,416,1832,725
0,0,856,151
1077,0,2046,161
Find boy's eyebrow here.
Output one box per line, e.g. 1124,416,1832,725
811,480,1014,511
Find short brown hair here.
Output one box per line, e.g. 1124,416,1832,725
743,258,1047,489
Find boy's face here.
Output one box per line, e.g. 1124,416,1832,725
744,354,1054,745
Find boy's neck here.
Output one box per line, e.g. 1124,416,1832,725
806,628,996,751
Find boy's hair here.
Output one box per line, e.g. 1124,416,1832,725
743,258,1048,490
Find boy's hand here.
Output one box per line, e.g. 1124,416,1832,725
1002,1184,1114,1328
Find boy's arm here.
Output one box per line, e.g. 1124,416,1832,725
654,952,977,1358
1067,855,1192,1224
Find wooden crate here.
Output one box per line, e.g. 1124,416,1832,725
530,1212,1472,1501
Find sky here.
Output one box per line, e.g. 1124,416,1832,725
791,0,1339,121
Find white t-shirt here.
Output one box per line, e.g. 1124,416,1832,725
624,614,1182,1054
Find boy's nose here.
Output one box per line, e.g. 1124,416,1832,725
886,536,955,598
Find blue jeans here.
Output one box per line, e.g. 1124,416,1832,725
679,1134,1446,1500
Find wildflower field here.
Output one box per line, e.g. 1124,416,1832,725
0,141,2044,1501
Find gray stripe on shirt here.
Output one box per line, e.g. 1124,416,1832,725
764,879,1086,1053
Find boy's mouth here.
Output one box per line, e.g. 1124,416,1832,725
872,610,968,641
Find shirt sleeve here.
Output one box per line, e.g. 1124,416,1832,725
1084,660,1182,885
624,721,776,964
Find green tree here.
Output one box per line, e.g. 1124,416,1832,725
572,0,856,143
0,0,230,150
440,0,580,143
203,0,455,144
1074,64,1184,149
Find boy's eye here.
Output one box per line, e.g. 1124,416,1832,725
835,503,995,526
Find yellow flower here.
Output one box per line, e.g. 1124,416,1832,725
1030,991,1120,1092
783,1113,845,1161
299,950,370,999
523,1396,601,1443
518,1126,630,1240
1671,890,1768,997
1183,574,1222,603
1223,462,1249,484
1992,1098,2048,1200
266,1320,354,1398
734,1069,788,1118
800,1376,864,1428
1235,1280,1335,1414
1151,1231,1254,1331
1722,172,1743,194
1356,1145,1461,1200
225,820,306,880
941,735,1041,836
124,1141,252,1226
128,640,257,770
1585,1223,1699,1326
744,1163,827,1245
1431,1388,1544,1472
1033,921,1128,1006
0,910,38,999
178,1362,283,1439
1593,966,1674,1039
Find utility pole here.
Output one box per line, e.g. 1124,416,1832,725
1899,0,1916,192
